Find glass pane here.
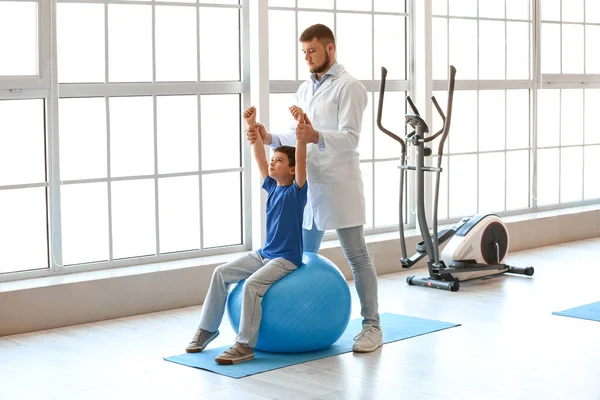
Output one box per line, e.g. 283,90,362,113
433,0,448,15
584,145,600,199
562,0,584,22
0,2,38,76
159,176,200,253
108,5,152,82
59,98,107,181
449,0,477,17
297,12,335,79
270,0,295,7
584,89,600,144
336,13,372,80
374,15,405,80
0,99,45,186
201,95,240,170
433,155,449,220
506,0,529,20
375,91,405,159
479,152,505,214
449,90,477,153
560,146,583,203
506,150,529,210
561,89,584,146
359,92,374,161
507,22,530,80
61,183,109,265
156,6,197,82
57,4,104,83
479,21,505,80
112,179,156,259
0,188,48,274
586,0,600,23
432,18,448,80
541,23,560,73
374,0,405,13
298,0,333,9
536,148,559,206
585,25,600,74
479,0,504,19
200,8,240,81
537,89,560,148
541,0,560,21
374,161,400,227
157,95,198,174
202,172,242,248
479,90,505,152
506,89,530,150
269,10,296,80
449,19,477,80
449,154,477,217
336,0,371,11
269,93,297,135
109,97,154,177
562,24,584,74
360,162,373,229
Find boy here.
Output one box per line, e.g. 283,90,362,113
185,106,307,365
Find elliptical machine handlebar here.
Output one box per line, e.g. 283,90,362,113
377,67,406,155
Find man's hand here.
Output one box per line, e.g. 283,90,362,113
246,123,271,145
296,115,319,144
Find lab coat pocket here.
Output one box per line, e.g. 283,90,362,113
313,101,338,131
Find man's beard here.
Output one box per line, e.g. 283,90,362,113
310,52,331,74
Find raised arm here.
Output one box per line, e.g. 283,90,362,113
244,107,269,180
290,106,307,189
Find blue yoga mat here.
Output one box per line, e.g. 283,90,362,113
552,301,600,322
164,313,460,378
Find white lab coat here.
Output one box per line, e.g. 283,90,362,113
274,65,368,231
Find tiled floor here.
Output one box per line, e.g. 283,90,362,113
0,238,599,399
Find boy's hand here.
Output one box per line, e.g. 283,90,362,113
243,106,257,126
289,106,305,124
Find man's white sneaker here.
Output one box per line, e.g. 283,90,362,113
352,326,383,353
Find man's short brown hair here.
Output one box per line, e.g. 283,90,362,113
299,24,335,47
274,146,296,167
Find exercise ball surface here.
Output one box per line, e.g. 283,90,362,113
227,252,351,353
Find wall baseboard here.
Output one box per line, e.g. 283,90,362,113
1,207,599,337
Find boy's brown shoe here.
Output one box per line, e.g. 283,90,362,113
185,328,219,353
214,342,255,365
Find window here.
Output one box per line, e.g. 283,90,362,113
1,0,245,279
433,0,532,220
538,0,600,206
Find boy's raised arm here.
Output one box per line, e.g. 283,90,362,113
244,107,269,181
290,106,307,190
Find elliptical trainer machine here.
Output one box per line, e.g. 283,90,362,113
377,65,534,292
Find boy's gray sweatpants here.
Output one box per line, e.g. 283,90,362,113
198,251,298,348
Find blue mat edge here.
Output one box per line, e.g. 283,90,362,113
552,301,600,323
163,313,461,379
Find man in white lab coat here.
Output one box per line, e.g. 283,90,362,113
247,24,382,353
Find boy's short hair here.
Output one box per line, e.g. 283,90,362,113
274,146,296,167
299,24,335,47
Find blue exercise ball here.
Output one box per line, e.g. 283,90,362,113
226,252,351,353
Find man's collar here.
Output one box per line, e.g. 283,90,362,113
310,62,340,83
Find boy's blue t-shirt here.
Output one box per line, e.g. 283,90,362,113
258,176,308,267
